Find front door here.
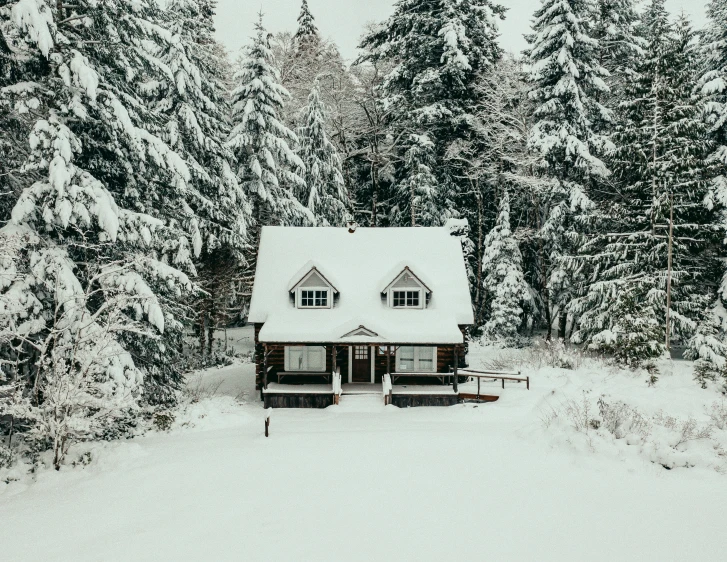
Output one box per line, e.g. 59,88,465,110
352,345,370,383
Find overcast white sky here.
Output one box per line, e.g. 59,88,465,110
215,0,708,62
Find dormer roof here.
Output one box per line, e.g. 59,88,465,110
287,261,339,294
380,265,431,294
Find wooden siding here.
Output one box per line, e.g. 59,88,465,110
391,394,459,407
264,393,334,409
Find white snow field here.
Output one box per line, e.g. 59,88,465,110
1,332,726,562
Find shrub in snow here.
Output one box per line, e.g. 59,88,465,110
709,400,727,430
0,265,148,470
0,446,12,470
587,294,665,368
522,339,584,371
597,397,651,441
152,411,175,432
685,306,727,389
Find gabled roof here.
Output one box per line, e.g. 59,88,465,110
287,261,339,293
341,325,379,338
248,227,474,344
380,265,432,294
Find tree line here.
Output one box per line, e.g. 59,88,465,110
2,0,727,467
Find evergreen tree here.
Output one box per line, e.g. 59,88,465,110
294,0,320,52
526,0,612,338
161,0,250,355
591,0,643,105
570,5,718,363
481,192,531,344
227,16,312,301
397,134,439,226
297,79,349,225
359,0,506,227
1,0,202,444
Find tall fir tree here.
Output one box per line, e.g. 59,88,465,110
1,1,203,411
570,4,718,365
526,0,611,338
481,191,532,344
293,0,320,52
297,79,349,225
591,0,643,106
227,16,312,303
161,0,250,356
359,0,505,227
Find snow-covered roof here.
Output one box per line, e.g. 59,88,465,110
249,227,474,344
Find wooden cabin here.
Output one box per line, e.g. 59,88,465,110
248,225,474,407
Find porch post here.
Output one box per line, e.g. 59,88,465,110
386,345,391,377
453,346,459,393
262,343,268,401
332,344,337,381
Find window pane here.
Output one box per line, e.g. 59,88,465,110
393,291,405,307
417,347,434,372
289,347,305,370
399,346,415,371
315,290,327,306
301,291,314,307
307,347,325,371
407,291,419,307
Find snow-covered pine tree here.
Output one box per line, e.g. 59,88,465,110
227,15,312,300
160,0,250,356
397,134,439,227
359,0,506,227
571,4,718,365
293,0,320,53
481,191,531,344
297,79,349,225
591,0,643,106
1,1,202,409
526,0,611,339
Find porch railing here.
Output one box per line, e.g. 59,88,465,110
382,374,392,405
458,368,530,399
332,368,342,405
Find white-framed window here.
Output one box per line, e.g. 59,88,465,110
284,346,326,372
395,346,437,372
297,288,330,308
390,289,422,309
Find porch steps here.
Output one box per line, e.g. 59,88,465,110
341,383,382,396
337,393,384,411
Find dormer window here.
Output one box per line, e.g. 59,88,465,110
392,290,420,308
300,289,329,308
289,264,338,310
382,266,429,310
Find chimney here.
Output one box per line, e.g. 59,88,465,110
347,221,358,234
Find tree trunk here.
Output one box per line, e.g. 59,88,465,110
558,310,567,341
474,188,484,324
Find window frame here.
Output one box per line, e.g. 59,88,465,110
296,286,331,309
389,289,423,309
284,346,327,372
395,346,437,373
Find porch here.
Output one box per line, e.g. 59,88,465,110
262,381,462,409
256,341,465,403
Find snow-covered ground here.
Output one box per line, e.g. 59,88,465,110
1,328,726,561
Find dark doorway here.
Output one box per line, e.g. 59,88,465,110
352,346,370,382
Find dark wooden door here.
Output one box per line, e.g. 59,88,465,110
352,346,370,382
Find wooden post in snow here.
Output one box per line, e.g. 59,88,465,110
665,192,674,351
262,343,268,402
453,346,459,393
